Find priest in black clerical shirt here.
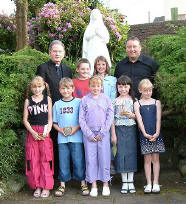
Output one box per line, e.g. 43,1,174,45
36,40,72,104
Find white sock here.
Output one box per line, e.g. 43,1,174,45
121,173,128,190
121,172,127,182
128,172,135,191
127,172,134,182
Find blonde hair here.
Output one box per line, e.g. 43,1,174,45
89,75,103,86
59,77,74,88
138,79,154,90
26,76,51,98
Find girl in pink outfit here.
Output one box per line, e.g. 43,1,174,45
23,76,53,198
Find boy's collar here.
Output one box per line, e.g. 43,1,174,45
61,97,74,102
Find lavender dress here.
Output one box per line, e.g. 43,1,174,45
79,93,114,183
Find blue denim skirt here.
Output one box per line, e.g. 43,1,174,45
114,125,137,173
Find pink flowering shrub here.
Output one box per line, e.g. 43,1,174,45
28,1,91,58
103,13,129,62
28,0,129,62
1,1,129,62
0,14,16,51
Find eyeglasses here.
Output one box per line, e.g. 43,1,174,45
51,50,64,54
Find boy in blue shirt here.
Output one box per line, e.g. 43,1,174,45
53,77,89,196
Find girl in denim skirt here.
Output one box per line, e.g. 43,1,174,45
111,75,137,194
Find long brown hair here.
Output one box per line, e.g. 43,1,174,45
93,56,110,75
26,76,51,99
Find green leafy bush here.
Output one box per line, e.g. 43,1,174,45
146,27,186,127
0,140,23,179
0,48,50,179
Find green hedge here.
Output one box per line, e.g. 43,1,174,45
0,48,49,179
146,27,186,127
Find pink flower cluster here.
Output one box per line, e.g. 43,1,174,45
0,14,16,32
115,32,122,40
105,17,116,24
105,16,122,40
40,3,60,19
66,22,72,28
29,3,74,42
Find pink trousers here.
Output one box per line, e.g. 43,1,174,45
25,126,54,190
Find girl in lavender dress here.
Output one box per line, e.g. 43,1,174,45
93,55,117,174
79,75,114,197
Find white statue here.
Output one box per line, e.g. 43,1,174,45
82,9,112,75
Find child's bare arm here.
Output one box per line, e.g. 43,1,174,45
43,96,53,137
153,100,162,139
111,124,117,145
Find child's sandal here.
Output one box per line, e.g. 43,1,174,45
121,182,128,194
55,185,65,197
81,185,89,196
128,181,136,194
33,188,41,198
40,189,50,198
152,184,160,194
144,184,152,194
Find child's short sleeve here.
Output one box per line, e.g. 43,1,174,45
52,103,58,124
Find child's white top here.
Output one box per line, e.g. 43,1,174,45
112,98,136,126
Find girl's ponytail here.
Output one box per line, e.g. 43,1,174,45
26,83,31,99
44,82,51,97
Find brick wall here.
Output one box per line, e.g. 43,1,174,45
128,20,186,43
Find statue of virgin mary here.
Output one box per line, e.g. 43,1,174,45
82,9,111,75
